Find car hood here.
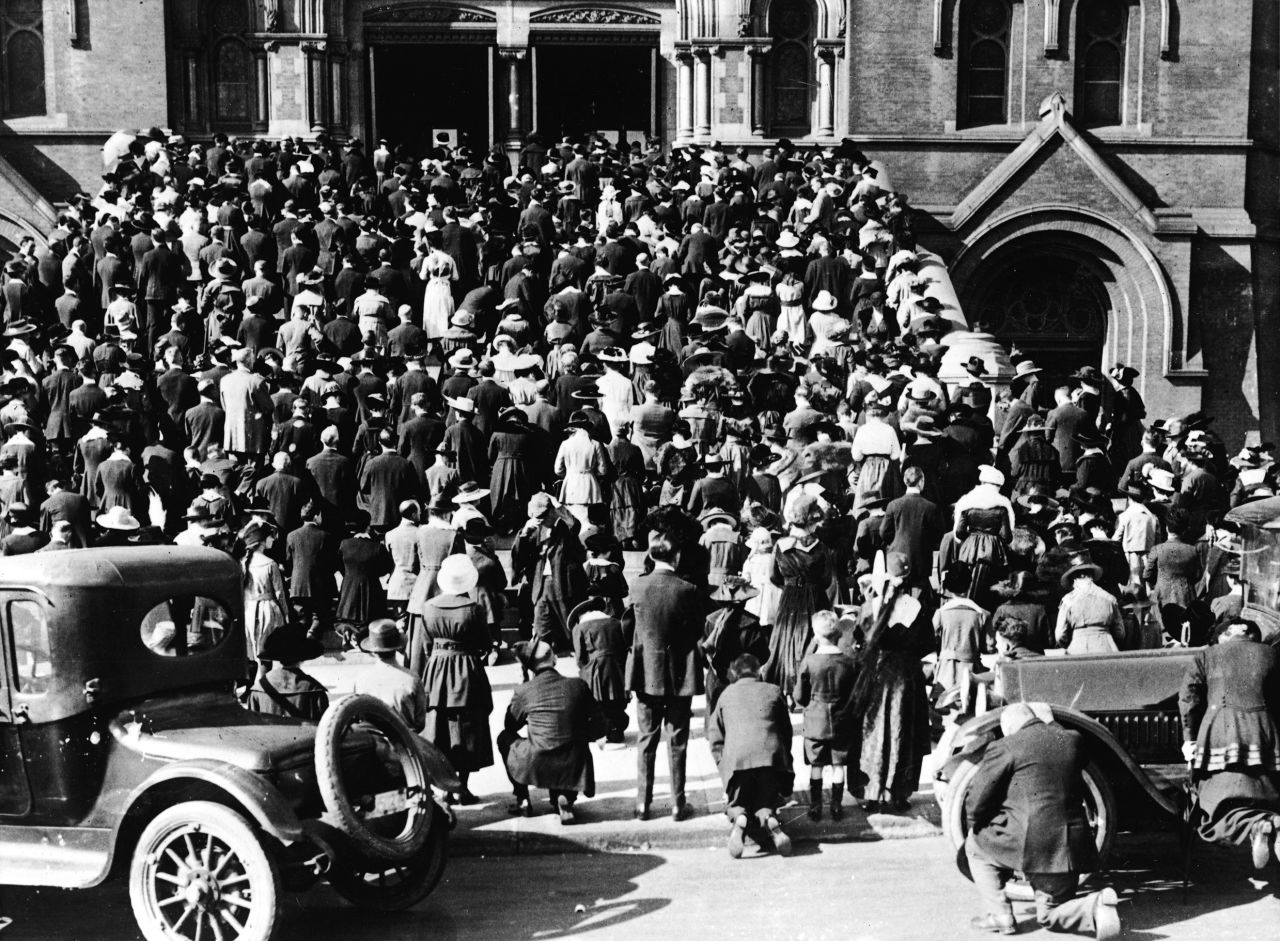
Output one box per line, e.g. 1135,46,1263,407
109,691,317,773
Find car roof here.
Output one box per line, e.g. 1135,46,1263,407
0,546,240,592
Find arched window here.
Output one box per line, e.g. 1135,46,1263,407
768,0,813,136
1,0,44,118
957,0,1011,128
207,0,255,130
1075,0,1127,128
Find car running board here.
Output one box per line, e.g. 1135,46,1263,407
0,825,112,888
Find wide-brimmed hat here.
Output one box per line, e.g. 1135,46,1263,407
446,395,476,415
598,346,629,364
1015,489,1059,514
567,597,613,631
1019,415,1048,434
565,409,593,431
1145,466,1177,493
453,481,490,504
698,507,738,529
1061,550,1104,589
1069,485,1113,518
96,506,141,531
978,465,1005,487
1073,429,1108,448
3,320,37,338
448,349,477,370
710,575,759,604
776,230,801,249
631,322,661,341
811,290,838,312
1013,360,1042,378
908,414,944,438
963,356,988,376
450,310,474,328
360,618,406,653
260,628,324,664
437,554,479,595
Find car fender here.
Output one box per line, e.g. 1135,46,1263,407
120,757,306,846
936,702,1179,817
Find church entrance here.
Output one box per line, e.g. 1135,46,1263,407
534,43,656,142
966,251,1111,396
370,43,491,155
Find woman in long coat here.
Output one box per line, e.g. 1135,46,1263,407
608,422,646,549
411,554,493,804
853,552,933,813
219,349,272,457
383,499,421,621
764,493,836,706
554,415,611,529
1179,618,1280,867
406,496,464,632
95,441,146,520
242,523,289,671
335,512,394,644
488,407,537,535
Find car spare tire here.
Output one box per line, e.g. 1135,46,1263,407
315,694,434,863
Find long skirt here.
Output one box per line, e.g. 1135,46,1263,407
610,475,644,544
763,584,814,699
854,455,902,510
423,278,454,339
859,651,930,804
1196,769,1280,844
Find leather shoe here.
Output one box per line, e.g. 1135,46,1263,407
506,799,533,817
727,814,747,859
671,802,694,822
766,816,792,857
1250,819,1274,870
968,914,1016,935
1092,887,1120,940
556,794,576,825
634,804,650,821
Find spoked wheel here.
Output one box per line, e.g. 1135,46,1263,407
130,801,280,941
327,807,450,912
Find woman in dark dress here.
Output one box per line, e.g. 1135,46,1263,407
608,422,646,549
764,493,836,706
95,441,146,520
411,554,494,804
335,511,393,645
1180,618,1280,868
852,551,933,813
487,407,537,535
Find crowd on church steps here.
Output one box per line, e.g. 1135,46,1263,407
2,125,1278,938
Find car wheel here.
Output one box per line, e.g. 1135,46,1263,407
327,806,449,912
315,694,433,863
943,758,1117,881
129,800,280,941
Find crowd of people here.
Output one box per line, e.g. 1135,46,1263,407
1,123,1277,938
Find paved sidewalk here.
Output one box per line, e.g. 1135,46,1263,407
308,651,943,857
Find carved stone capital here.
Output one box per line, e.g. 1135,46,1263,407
498,46,527,62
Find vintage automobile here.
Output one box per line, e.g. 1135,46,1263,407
0,546,458,941
932,646,1196,870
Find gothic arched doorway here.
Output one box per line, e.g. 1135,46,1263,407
966,250,1111,396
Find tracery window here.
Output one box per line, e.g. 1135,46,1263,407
1,0,44,118
768,0,813,136
208,0,254,129
957,0,1011,128
1075,0,1127,128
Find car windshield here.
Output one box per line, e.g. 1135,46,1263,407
139,597,234,657
1240,523,1280,613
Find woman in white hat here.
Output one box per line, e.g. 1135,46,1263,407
410,553,493,805
951,465,1015,604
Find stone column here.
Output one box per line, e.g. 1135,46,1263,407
675,51,694,144
816,47,835,138
693,48,712,141
747,45,767,136
302,42,327,134
499,47,526,165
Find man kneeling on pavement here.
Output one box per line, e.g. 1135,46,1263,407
964,702,1122,939
498,640,608,823
707,653,795,858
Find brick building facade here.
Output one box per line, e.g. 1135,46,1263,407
0,0,1274,442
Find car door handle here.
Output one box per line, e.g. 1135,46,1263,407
11,703,28,724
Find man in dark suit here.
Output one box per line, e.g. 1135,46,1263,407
287,507,337,639
1045,386,1093,479
964,702,1121,938
358,428,417,531
498,640,606,822
254,452,309,537
39,477,91,547
676,222,718,278
306,425,356,529
466,360,511,439
183,381,225,460
398,394,444,486
622,527,705,821
136,227,189,353
707,653,794,858
880,466,944,591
